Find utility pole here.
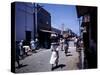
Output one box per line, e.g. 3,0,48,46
33,3,43,40
33,3,36,40
61,24,64,35
25,4,27,32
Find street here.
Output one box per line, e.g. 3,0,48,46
15,41,81,73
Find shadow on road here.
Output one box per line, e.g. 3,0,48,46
52,64,66,71
16,64,28,69
67,51,71,53
66,54,72,56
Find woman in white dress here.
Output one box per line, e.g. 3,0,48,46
49,33,59,70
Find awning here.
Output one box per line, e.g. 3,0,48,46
40,29,56,33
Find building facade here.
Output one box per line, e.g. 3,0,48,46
37,4,51,48
76,6,97,68
15,2,51,48
15,2,35,42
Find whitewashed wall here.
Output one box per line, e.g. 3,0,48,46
15,2,34,41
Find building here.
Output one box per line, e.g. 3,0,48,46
13,2,51,48
76,6,97,68
37,4,51,48
51,27,61,34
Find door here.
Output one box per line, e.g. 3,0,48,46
26,31,31,41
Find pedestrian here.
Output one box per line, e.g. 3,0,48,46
49,33,59,70
23,45,31,56
60,38,64,51
76,38,83,52
16,42,22,68
63,39,68,55
74,37,78,47
30,39,36,53
35,38,39,50
19,40,24,57
50,43,59,70
63,34,69,55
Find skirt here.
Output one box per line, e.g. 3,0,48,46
50,51,58,64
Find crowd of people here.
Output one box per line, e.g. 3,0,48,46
16,38,39,68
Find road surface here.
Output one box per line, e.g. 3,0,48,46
15,41,81,73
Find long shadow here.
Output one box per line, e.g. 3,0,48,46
66,54,73,56
52,64,66,71
16,64,28,69
67,51,71,53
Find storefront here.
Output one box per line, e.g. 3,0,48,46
76,6,97,68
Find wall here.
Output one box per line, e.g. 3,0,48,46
15,2,34,41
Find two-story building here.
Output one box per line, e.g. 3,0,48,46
13,2,51,48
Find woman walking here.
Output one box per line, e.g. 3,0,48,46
49,33,59,70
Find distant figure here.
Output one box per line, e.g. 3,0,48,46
35,38,39,49
30,39,36,52
19,40,24,56
63,34,69,55
50,33,59,70
63,39,69,55
74,37,78,47
23,46,31,56
16,42,22,68
60,38,64,51
76,38,83,51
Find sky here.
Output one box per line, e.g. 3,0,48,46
39,3,80,35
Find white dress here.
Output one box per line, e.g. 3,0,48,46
50,45,59,65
